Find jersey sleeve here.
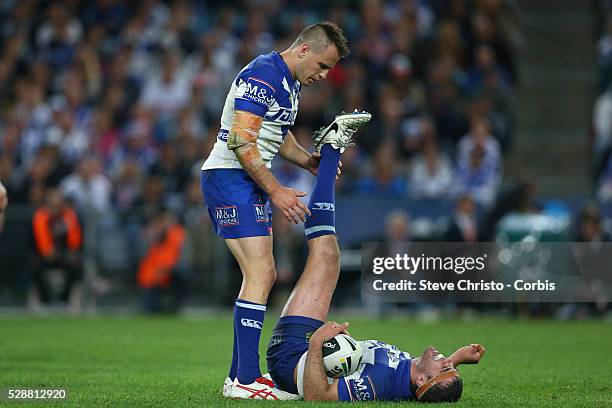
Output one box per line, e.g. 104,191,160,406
234,61,279,117
337,375,378,401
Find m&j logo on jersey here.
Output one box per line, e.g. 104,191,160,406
346,376,377,401
254,204,268,223
215,206,239,226
242,77,276,107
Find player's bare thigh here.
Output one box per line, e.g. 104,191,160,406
225,235,276,302
281,235,340,320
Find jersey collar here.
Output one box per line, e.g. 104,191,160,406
272,51,296,87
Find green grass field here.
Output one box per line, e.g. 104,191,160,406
1,314,611,407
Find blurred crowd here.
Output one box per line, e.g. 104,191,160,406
594,1,612,202
0,0,523,308
0,0,520,215
0,1,608,314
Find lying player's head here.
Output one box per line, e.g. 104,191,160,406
290,21,349,85
415,346,463,403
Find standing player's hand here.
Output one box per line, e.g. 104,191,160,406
310,321,350,344
270,185,311,224
306,153,342,179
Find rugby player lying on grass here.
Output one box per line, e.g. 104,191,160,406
300,323,485,402
263,116,485,402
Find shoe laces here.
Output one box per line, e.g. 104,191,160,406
313,111,364,149
335,126,357,149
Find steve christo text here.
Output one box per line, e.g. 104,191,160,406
371,279,556,292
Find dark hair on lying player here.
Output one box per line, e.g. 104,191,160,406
419,377,463,403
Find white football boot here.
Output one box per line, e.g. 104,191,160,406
230,376,301,400
313,109,372,153
222,377,233,397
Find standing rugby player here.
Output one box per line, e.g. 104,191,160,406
201,21,370,399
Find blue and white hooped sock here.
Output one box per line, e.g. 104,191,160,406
234,298,266,384
304,144,341,240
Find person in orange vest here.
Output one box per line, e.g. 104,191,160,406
32,188,82,304
137,208,186,313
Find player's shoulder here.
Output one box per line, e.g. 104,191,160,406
250,52,279,69
239,52,283,89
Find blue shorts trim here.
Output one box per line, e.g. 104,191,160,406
266,316,324,394
201,169,272,239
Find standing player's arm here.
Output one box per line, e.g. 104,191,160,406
279,131,316,174
279,131,342,177
302,321,349,401
227,111,311,224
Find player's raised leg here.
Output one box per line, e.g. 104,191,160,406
266,111,371,395
283,143,344,320
284,111,372,319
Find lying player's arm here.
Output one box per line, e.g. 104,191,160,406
303,321,349,401
449,344,486,366
227,111,310,223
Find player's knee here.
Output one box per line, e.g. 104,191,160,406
317,241,340,266
244,263,277,289
262,266,277,289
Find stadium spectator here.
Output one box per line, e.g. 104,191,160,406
181,175,214,278
426,57,469,146
409,130,454,199
60,155,112,216
457,115,501,168
140,49,191,118
574,203,610,242
0,180,6,232
112,161,143,215
384,209,412,247
465,44,511,96
593,85,612,158
597,13,612,92
0,180,7,211
444,195,479,242
467,10,517,84
137,208,186,313
31,188,82,307
354,142,408,197
455,142,501,207
596,148,612,202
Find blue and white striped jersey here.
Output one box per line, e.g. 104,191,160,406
337,340,414,402
202,51,301,170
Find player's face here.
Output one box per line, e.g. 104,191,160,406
297,44,339,86
417,346,454,378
